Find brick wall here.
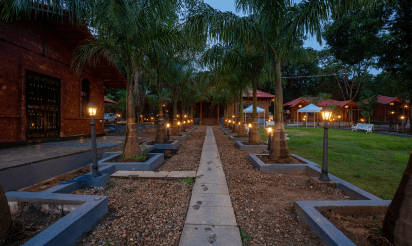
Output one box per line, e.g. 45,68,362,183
0,18,105,143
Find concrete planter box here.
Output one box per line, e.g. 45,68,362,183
180,131,192,136
248,153,388,246
236,141,267,150
98,153,164,171
169,134,188,141
142,140,180,150
295,200,390,246
229,135,249,142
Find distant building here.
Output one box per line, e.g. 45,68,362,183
283,95,410,124
0,11,126,143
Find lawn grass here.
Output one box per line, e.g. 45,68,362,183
283,127,412,200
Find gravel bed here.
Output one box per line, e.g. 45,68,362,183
158,126,206,171
212,126,351,246
72,177,194,246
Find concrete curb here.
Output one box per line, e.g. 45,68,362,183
229,135,249,142
6,191,108,246
236,141,268,151
294,200,391,246
169,135,188,141
98,153,165,171
180,131,192,136
142,140,180,150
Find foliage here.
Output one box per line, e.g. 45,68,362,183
359,90,379,123
240,229,252,243
121,144,148,161
178,177,196,185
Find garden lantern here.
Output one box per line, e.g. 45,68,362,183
166,123,170,140
248,123,252,138
87,101,100,178
229,120,231,123
401,116,405,134
319,105,332,182
267,127,273,151
338,115,341,128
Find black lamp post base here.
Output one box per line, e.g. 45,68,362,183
319,171,330,182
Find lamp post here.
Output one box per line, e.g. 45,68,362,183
338,115,341,128
319,105,332,182
166,123,170,140
401,116,405,134
267,127,273,151
87,101,100,178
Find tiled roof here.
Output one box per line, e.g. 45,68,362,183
376,95,400,104
104,97,116,104
243,89,275,98
284,97,357,107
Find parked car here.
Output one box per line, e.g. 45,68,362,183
104,113,118,124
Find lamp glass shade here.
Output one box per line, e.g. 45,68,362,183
87,101,97,116
321,106,332,121
248,123,252,128
166,123,170,128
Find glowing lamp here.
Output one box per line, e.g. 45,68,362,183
232,115,235,118
345,105,348,108
390,102,394,106
299,105,302,108
248,123,252,128
184,115,187,118
87,101,97,116
166,123,170,128
321,105,332,121
229,120,231,123
238,122,240,125
401,116,405,120
178,122,181,126
267,127,272,133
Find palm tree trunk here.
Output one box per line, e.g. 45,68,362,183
155,81,165,143
123,69,141,158
269,59,290,161
172,97,178,136
383,151,412,245
238,90,247,137
249,80,261,143
0,184,12,242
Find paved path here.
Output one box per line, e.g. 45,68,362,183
179,126,242,246
0,136,127,170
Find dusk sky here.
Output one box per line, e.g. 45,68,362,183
203,0,325,51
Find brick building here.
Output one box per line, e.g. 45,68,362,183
0,14,126,143
194,89,275,125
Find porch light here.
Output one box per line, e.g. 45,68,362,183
345,105,348,108
321,105,332,121
87,101,97,117
299,105,302,108
390,103,394,106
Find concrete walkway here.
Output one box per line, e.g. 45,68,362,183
179,127,242,246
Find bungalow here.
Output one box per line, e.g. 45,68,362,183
0,12,126,143
194,89,275,125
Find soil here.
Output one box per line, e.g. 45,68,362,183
72,177,194,246
159,126,206,171
109,154,155,163
149,149,178,159
2,202,67,246
19,165,90,192
258,155,307,164
212,126,354,245
322,209,390,246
